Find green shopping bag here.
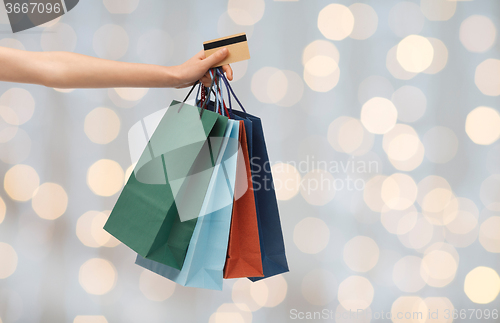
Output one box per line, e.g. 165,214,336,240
104,100,228,269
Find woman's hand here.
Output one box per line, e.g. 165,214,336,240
172,48,233,88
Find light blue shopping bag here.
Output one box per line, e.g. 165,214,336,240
136,119,240,290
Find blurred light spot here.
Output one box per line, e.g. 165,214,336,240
4,164,39,202
302,268,337,306
475,59,500,96
421,250,457,287
137,29,173,65
397,35,434,73
232,279,263,312
338,118,365,153
423,297,454,323
218,12,254,40
445,222,479,248
460,15,496,53
0,196,5,224
251,67,287,104
103,0,139,14
0,242,17,279
360,97,397,134
74,316,108,323
84,107,120,145
381,205,418,235
423,37,449,74
363,175,387,212
338,276,374,311
77,210,119,248
466,106,500,145
300,170,336,205
328,117,374,156
398,215,434,249
464,267,500,304
0,122,17,144
305,56,338,77
479,215,500,253
209,303,252,323
386,45,417,80
343,236,379,272
358,75,394,105
114,88,148,102
302,40,339,66
139,269,176,301
445,197,478,234
0,88,35,125
272,163,301,201
418,176,457,226
228,61,249,83
227,0,265,26
79,258,117,295
91,211,120,247
381,173,417,210
293,217,330,254
420,0,456,21
93,24,129,60
423,126,458,163
249,281,268,307
259,275,287,307
391,86,426,123
87,159,124,197
77,211,103,248
302,42,340,93
383,124,424,171
422,188,454,214
0,106,18,129
276,70,304,107
318,4,354,41
41,23,77,52
0,128,31,164
391,297,427,323
388,2,425,38
0,38,25,50
31,183,68,220
348,3,378,40
393,256,426,293
303,65,340,92
53,88,75,93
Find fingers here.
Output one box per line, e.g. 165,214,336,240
222,64,233,81
200,74,212,87
202,48,229,69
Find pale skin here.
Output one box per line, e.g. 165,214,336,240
0,46,233,89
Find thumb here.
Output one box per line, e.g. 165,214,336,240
203,48,229,68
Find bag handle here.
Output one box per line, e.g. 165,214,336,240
217,67,247,114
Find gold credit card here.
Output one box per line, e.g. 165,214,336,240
203,33,250,68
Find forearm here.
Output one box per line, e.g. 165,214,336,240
0,47,180,88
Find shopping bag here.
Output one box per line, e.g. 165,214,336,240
104,100,228,269
136,119,240,290
217,69,289,281
223,121,264,278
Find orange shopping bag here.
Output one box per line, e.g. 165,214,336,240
223,122,264,278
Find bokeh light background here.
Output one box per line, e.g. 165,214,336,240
1,0,500,322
